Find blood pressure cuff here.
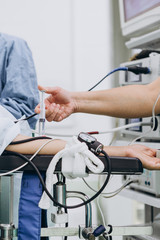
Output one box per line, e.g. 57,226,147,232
18,172,48,240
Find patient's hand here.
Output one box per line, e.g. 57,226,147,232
125,144,160,170
104,144,160,170
35,85,77,122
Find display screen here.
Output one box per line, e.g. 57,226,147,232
123,0,160,22
126,118,142,132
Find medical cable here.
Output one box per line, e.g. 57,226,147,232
9,136,52,145
96,196,106,227
88,66,150,91
87,178,138,228
82,177,138,197
64,202,68,240
4,149,111,209
14,113,37,123
129,90,160,145
0,139,54,177
34,121,152,138
83,178,138,228
102,180,137,198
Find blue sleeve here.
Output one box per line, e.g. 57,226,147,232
0,33,39,129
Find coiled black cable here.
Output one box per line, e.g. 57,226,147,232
6,149,111,209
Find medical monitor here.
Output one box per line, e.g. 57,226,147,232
119,0,160,37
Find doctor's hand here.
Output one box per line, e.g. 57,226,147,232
104,144,160,170
35,85,77,122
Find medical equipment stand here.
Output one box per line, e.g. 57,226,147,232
0,175,153,240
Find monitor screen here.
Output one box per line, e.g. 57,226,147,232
119,0,160,37
124,0,160,22
126,118,142,132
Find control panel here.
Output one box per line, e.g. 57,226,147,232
115,138,160,196
116,136,160,197
119,52,160,85
124,168,160,197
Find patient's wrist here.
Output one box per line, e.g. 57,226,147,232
103,146,128,157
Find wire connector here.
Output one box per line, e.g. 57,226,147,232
128,66,151,75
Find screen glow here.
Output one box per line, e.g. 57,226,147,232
124,0,160,22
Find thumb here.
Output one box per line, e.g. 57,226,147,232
38,85,47,92
38,85,60,95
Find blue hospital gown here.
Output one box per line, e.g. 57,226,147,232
0,33,39,129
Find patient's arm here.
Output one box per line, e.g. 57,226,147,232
5,134,160,170
6,134,66,155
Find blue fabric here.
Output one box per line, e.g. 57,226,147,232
18,172,48,240
0,33,39,129
0,33,44,239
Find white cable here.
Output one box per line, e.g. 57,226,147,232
96,196,106,226
87,178,137,227
32,121,146,138
82,177,136,197
129,91,160,145
0,139,55,177
102,181,132,198
96,122,146,134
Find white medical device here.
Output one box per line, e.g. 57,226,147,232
119,0,160,37
118,53,160,197
119,52,160,141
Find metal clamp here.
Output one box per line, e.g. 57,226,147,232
0,224,16,240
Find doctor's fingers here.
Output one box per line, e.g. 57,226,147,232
46,103,64,122
35,98,51,114
35,103,47,114
38,85,62,95
35,104,40,114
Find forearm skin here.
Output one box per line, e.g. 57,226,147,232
72,77,160,118
6,135,66,155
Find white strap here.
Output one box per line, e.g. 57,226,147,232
39,136,104,209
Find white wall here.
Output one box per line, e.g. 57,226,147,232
0,0,114,141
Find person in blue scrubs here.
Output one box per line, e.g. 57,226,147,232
0,33,39,129
0,33,44,240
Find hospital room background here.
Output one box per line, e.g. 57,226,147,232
0,0,160,240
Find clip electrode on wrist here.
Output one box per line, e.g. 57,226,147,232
78,132,103,155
